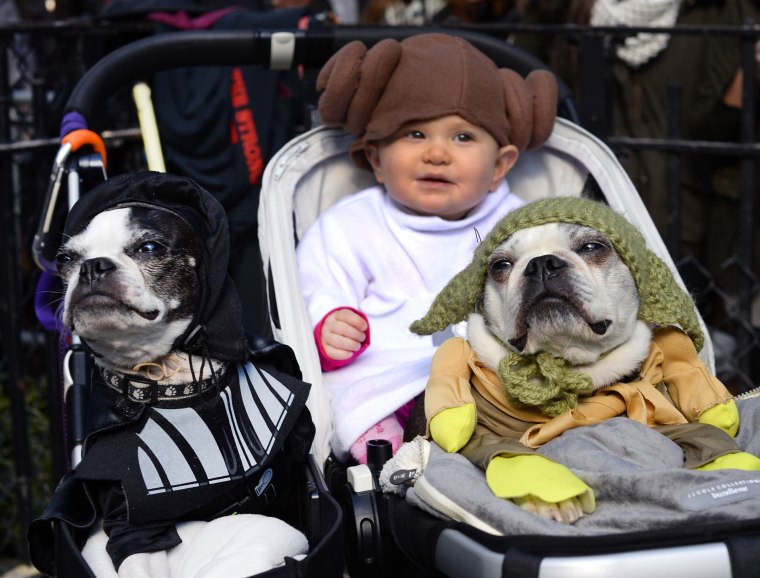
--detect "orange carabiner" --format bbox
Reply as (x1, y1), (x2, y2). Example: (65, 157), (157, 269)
(61, 129), (108, 169)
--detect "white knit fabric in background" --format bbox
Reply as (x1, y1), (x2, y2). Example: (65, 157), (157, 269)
(382, 0), (446, 25)
(591, 0), (682, 68)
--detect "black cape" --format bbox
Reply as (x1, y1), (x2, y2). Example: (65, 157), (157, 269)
(29, 340), (314, 574)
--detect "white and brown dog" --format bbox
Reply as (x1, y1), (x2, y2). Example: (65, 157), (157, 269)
(412, 197), (757, 525)
(468, 218), (647, 382)
(29, 172), (314, 577)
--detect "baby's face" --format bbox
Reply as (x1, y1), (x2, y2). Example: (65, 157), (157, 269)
(365, 115), (517, 220)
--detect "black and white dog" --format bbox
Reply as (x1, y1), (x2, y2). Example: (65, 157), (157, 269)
(59, 195), (204, 375)
(29, 172), (314, 577)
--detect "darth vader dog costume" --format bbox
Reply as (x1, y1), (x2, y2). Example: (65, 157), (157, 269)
(29, 172), (314, 575)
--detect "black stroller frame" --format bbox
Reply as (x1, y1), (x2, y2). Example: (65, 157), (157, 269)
(33, 25), (760, 578)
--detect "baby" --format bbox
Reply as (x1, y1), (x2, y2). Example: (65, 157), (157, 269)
(297, 33), (557, 463)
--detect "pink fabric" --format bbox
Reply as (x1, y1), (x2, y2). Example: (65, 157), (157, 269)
(393, 398), (417, 430)
(314, 307), (370, 371)
(147, 8), (241, 30)
(349, 414), (404, 464)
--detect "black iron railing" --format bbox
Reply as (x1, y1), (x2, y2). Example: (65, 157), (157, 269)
(0, 18), (759, 562)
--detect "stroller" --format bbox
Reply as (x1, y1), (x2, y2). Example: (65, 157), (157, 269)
(30, 23), (760, 578)
(255, 30), (760, 578)
(30, 24), (584, 578)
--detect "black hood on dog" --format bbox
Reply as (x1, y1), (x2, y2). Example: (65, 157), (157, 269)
(63, 171), (249, 362)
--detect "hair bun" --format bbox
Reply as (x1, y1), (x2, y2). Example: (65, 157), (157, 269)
(317, 39), (402, 135)
(501, 69), (557, 151)
(316, 41), (366, 127)
(525, 70), (558, 149)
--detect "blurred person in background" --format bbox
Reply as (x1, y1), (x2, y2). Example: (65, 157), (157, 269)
(689, 0), (760, 328)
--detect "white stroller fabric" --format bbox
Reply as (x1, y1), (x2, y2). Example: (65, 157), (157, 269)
(258, 118), (715, 468)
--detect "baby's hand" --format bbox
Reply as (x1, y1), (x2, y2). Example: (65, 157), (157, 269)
(320, 308), (368, 361)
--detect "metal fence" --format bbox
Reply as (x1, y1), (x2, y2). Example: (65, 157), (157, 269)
(0, 18), (758, 562)
(0, 20), (150, 561)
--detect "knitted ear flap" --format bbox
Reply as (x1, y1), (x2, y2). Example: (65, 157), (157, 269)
(409, 261), (484, 335)
(317, 39), (403, 136)
(639, 251), (705, 352)
(500, 69), (558, 151)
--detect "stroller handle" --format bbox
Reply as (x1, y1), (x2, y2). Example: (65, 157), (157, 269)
(64, 27), (578, 125)
(65, 29), (298, 121)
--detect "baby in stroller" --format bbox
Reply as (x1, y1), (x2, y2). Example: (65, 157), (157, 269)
(296, 33), (558, 463)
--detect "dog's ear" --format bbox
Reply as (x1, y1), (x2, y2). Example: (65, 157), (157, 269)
(579, 173), (607, 203)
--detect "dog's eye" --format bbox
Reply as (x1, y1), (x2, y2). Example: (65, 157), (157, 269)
(137, 241), (163, 254)
(56, 253), (72, 266)
(489, 259), (512, 273)
(578, 242), (605, 254)
(488, 258), (513, 283)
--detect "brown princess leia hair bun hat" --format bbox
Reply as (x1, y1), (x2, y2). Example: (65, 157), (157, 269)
(316, 33), (559, 170)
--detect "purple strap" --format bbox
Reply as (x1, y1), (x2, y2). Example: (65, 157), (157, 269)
(60, 111), (88, 139)
(34, 270), (64, 331)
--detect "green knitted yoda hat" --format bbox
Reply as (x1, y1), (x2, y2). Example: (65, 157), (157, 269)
(410, 196), (704, 351)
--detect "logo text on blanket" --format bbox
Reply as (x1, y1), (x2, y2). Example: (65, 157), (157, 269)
(677, 477), (760, 510)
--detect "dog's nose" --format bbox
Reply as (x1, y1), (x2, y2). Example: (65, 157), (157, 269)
(80, 257), (116, 284)
(524, 254), (567, 280)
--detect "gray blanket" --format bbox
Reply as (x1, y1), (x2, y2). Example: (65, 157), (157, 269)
(406, 397), (760, 536)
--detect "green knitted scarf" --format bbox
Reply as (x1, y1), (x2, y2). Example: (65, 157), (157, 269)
(411, 197), (704, 416)
(499, 351), (595, 416)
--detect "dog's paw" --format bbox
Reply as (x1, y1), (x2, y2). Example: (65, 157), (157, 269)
(485, 454), (595, 524)
(514, 495), (587, 524)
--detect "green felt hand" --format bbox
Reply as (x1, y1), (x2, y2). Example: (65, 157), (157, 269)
(429, 404), (476, 453)
(486, 454), (595, 523)
(697, 452), (760, 471)
(698, 400), (740, 437)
